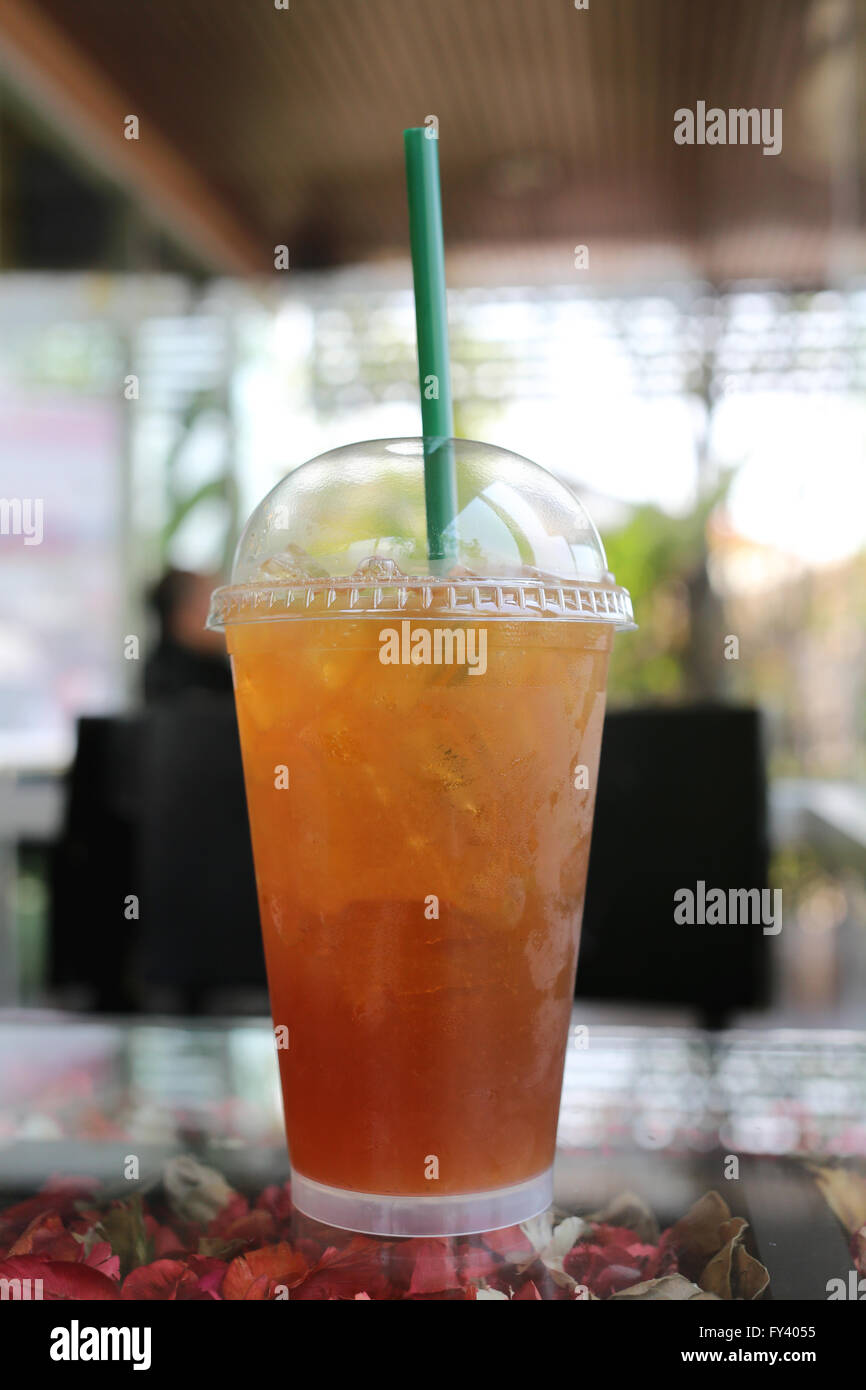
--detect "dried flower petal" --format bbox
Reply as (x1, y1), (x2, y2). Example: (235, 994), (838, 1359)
(164, 1156), (237, 1224)
(223, 1242), (308, 1301)
(513, 1279), (543, 1300)
(0, 1254), (120, 1300)
(9, 1211), (79, 1261)
(588, 1191), (659, 1244)
(83, 1241), (121, 1281)
(482, 1224), (534, 1260)
(121, 1258), (213, 1301)
(810, 1165), (866, 1236)
(663, 1191), (732, 1282)
(0, 1178), (97, 1247)
(612, 1274), (718, 1300)
(291, 1237), (392, 1301)
(406, 1239), (461, 1295)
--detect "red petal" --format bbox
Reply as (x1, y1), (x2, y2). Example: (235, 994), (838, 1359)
(8, 1211), (79, 1261)
(501, 1256), (570, 1302)
(255, 1182), (293, 1226)
(291, 1237), (391, 1301)
(143, 1214), (186, 1256)
(513, 1279), (542, 1300)
(565, 1241), (651, 1297)
(624, 1241), (660, 1261)
(642, 1242), (679, 1280)
(0, 1180), (97, 1244)
(185, 1256), (228, 1299)
(455, 1242), (501, 1284)
(223, 1242), (308, 1301)
(0, 1255), (120, 1300)
(206, 1193), (250, 1236)
(482, 1225), (534, 1259)
(243, 1274), (273, 1300)
(406, 1239), (461, 1295)
(121, 1258), (210, 1301)
(83, 1241), (121, 1281)
(588, 1223), (647, 1248)
(221, 1209), (277, 1245)
(405, 1287), (476, 1301)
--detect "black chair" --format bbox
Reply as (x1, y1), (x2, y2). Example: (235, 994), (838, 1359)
(134, 693), (265, 1010)
(577, 705), (770, 1028)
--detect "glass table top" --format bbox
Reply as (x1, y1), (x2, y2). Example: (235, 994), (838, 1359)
(1, 1012), (864, 1301)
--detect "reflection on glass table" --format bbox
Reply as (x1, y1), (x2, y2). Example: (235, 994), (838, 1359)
(1, 1015), (863, 1300)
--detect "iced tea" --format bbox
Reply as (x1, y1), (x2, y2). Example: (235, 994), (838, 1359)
(228, 614), (611, 1201)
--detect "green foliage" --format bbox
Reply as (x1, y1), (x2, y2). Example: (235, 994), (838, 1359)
(161, 389), (239, 572)
(604, 470), (733, 701)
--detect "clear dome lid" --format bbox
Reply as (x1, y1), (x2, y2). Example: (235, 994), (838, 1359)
(208, 437), (634, 628)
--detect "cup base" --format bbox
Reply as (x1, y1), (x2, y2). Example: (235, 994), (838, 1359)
(291, 1167), (553, 1237)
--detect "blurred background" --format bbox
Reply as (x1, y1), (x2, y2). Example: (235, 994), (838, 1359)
(0, 0), (864, 1027)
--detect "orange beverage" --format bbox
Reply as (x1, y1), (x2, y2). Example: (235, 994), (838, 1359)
(210, 436), (633, 1234)
(227, 614), (611, 1225)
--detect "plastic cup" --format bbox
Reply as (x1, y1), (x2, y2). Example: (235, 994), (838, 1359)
(208, 437), (634, 1236)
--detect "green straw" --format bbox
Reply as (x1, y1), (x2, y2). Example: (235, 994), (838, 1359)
(404, 127), (458, 562)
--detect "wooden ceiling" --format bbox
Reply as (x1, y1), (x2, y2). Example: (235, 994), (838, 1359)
(3, 0), (864, 281)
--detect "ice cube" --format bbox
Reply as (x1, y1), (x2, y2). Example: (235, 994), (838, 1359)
(255, 544), (329, 584)
(350, 555), (408, 584)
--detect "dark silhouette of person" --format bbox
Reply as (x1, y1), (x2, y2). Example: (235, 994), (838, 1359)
(144, 569), (232, 702)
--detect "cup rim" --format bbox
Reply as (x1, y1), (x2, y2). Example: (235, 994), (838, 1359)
(207, 575), (636, 630)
